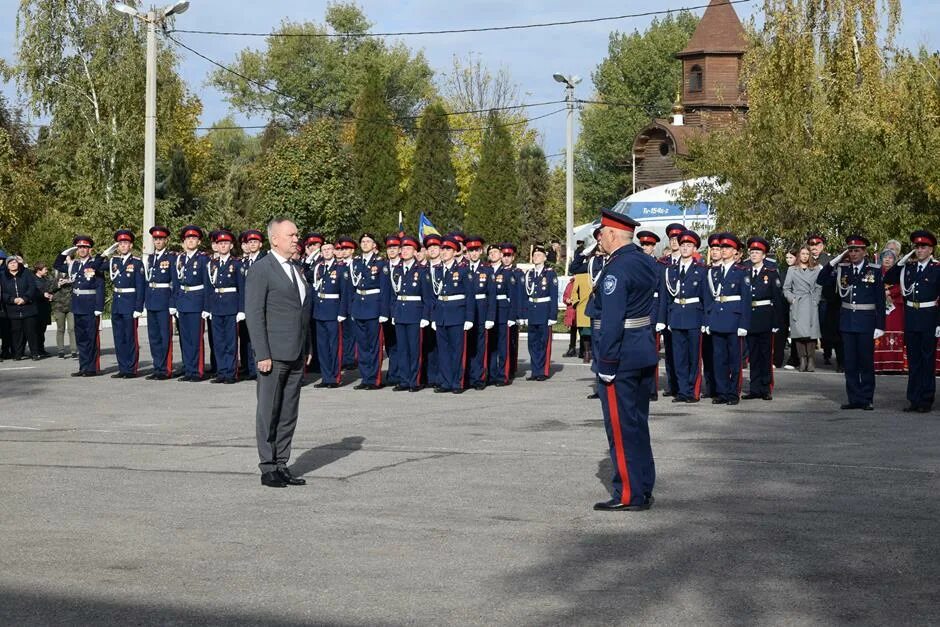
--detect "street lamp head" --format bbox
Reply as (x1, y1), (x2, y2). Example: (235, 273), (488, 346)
(553, 73), (568, 85)
(163, 0), (190, 16)
(570, 75), (583, 86)
(111, 2), (140, 17)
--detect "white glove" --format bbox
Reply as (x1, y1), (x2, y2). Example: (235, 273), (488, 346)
(94, 310), (102, 316)
(737, 328), (748, 337)
(420, 319), (429, 328)
(201, 311), (212, 320)
(390, 318), (396, 326)
(772, 328), (779, 333)
(935, 326), (940, 338)
(306, 253), (317, 264)
(337, 315), (346, 322)
(379, 316), (389, 323)
(655, 323), (666, 332)
(133, 311), (142, 319)
(463, 321), (474, 331)
(667, 325), (672, 332)
(431, 321), (437, 331)
(484, 320), (494, 330)
(102, 242), (119, 257)
(704, 326), (710, 335)
(518, 319), (528, 326)
(236, 312), (246, 322)
(507, 320), (516, 327)
(900, 250), (915, 264)
(598, 374), (615, 383)
(830, 249), (848, 267)
(60, 246), (78, 256)
(873, 329), (884, 340)
(787, 337), (792, 345)
(169, 307), (178, 317)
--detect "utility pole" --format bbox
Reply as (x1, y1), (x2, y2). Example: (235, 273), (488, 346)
(553, 73), (582, 271)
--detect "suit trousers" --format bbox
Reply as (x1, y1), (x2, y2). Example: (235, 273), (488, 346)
(74, 313), (100, 373)
(842, 331), (875, 405)
(747, 331), (773, 396)
(111, 312), (139, 375)
(905, 331), (937, 409)
(255, 355), (304, 473)
(712, 332), (744, 401)
(147, 309), (173, 376)
(671, 327), (702, 400)
(316, 319), (342, 385)
(598, 366), (656, 506)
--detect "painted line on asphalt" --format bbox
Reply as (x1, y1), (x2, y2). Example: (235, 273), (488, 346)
(0, 366), (38, 371)
(0, 425), (41, 430)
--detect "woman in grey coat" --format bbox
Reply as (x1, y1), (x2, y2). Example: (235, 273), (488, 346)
(783, 247), (822, 371)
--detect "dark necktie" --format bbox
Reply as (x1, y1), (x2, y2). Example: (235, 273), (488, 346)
(853, 266), (859, 278)
(679, 265), (686, 281)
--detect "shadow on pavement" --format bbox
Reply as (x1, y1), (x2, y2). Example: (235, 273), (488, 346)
(289, 436), (365, 477)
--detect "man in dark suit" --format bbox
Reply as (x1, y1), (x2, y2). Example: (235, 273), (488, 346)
(245, 217), (313, 488)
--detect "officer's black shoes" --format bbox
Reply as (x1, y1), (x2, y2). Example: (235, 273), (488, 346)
(409, 385), (425, 392)
(902, 405), (918, 412)
(917, 406), (931, 413)
(762, 394), (773, 401)
(58, 352), (66, 359)
(147, 373), (170, 380)
(563, 348), (577, 358)
(473, 383), (487, 391)
(493, 380), (510, 387)
(526, 375), (547, 381)
(662, 390), (674, 397)
(726, 398), (739, 406)
(671, 396), (687, 403)
(260, 471), (288, 488)
(593, 495), (654, 512)
(711, 398), (724, 404)
(685, 397), (700, 403)
(277, 467), (306, 486)
(392, 384), (409, 392)
(649, 392), (658, 401)
(742, 392), (762, 400)
(364, 384), (383, 390)
(244, 374), (257, 381)
(353, 383), (369, 390)
(452, 388), (465, 394)
(223, 378), (237, 384)
(71, 352), (78, 359)
(71, 371), (86, 377)
(111, 373), (124, 379)
(210, 376), (226, 384)
(434, 386), (451, 393)
(32, 355), (41, 361)
(861, 404), (874, 411)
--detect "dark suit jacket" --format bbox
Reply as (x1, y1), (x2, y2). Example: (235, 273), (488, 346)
(245, 252), (312, 363)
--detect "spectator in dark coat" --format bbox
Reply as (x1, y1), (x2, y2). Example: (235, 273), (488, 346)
(32, 262), (53, 357)
(1, 256), (40, 360)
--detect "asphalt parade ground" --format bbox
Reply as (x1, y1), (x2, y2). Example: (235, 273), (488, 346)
(1, 332), (938, 625)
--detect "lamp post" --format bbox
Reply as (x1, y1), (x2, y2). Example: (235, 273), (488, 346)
(112, 1), (190, 254)
(553, 73), (581, 271)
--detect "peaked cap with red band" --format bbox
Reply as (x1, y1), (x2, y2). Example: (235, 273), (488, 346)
(807, 234), (826, 246)
(465, 236), (484, 250)
(707, 233), (722, 248)
(845, 235), (870, 248)
(600, 208), (639, 232)
(149, 225), (170, 239)
(441, 236), (460, 251)
(114, 229), (135, 243)
(500, 243), (517, 255)
(73, 235), (94, 248)
(212, 229), (234, 243)
(747, 236), (770, 253)
(303, 232), (324, 246)
(180, 225), (204, 240)
(718, 233), (742, 250)
(910, 230), (937, 247)
(241, 229), (264, 243)
(665, 222), (685, 238)
(423, 234), (442, 248)
(400, 235), (419, 249)
(385, 235), (401, 247)
(636, 230), (660, 246)
(678, 230), (701, 248)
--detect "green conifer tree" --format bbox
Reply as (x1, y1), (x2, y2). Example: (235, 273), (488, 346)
(464, 111), (520, 243)
(406, 102), (459, 233)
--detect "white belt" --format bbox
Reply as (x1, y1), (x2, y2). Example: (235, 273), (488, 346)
(318, 293), (340, 300)
(397, 295), (421, 302)
(439, 294), (465, 302)
(529, 297), (551, 303)
(475, 294), (487, 300)
(73, 289), (97, 296)
(181, 285), (204, 292)
(906, 300), (937, 309)
(623, 316), (651, 329)
(717, 295), (741, 303)
(496, 295), (509, 300)
(357, 288), (380, 296)
(215, 287), (237, 294)
(842, 302), (875, 311)
(752, 299), (772, 307)
(113, 287), (136, 294)
(674, 297), (700, 305)
(149, 282), (171, 289)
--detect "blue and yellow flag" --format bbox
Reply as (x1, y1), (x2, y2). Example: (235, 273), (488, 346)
(418, 212), (440, 241)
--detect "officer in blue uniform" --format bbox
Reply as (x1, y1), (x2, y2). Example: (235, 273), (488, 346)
(592, 208), (658, 512)
(657, 229), (709, 403)
(54, 235), (109, 376)
(238, 229), (266, 380)
(464, 236), (496, 390)
(816, 235), (885, 410)
(520, 244), (559, 381)
(705, 233), (752, 405)
(637, 231), (661, 401)
(428, 235), (474, 393)
(885, 230), (940, 412)
(334, 237), (359, 371)
(348, 232), (391, 390)
(489, 242), (520, 386)
(144, 226), (176, 380)
(173, 225), (210, 381)
(301, 232), (325, 375)
(205, 229), (244, 384)
(309, 240), (350, 388)
(742, 237), (783, 400)
(107, 229), (146, 378)
(658, 223), (685, 398)
(421, 234), (444, 387)
(701, 233), (723, 398)
(383, 234), (402, 386)
(390, 235), (432, 392)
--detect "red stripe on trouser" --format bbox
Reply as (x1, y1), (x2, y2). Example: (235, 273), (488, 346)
(654, 334), (660, 392)
(769, 339), (775, 392)
(198, 319), (205, 377)
(167, 314), (174, 377)
(544, 328), (553, 377)
(504, 328), (511, 383)
(736, 337), (743, 395)
(376, 325), (384, 386)
(416, 327), (424, 386)
(336, 323), (343, 384)
(482, 329), (489, 382)
(234, 318), (240, 381)
(95, 316), (101, 371)
(460, 331), (468, 389)
(133, 318), (139, 375)
(606, 383), (632, 505)
(693, 333), (703, 399)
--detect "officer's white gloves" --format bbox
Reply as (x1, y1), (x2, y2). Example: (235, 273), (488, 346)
(900, 250), (915, 264)
(305, 253), (317, 264)
(507, 320), (516, 327)
(873, 328), (885, 340)
(94, 310), (102, 316)
(431, 321), (437, 331)
(60, 246), (78, 256)
(737, 328), (748, 337)
(772, 327), (779, 333)
(655, 323), (666, 332)
(390, 318), (396, 326)
(236, 312), (246, 322)
(518, 319), (528, 326)
(379, 316), (389, 323)
(829, 249), (848, 267)
(484, 320), (494, 330)
(337, 315), (346, 322)
(169, 308), (178, 317)
(102, 242), (119, 257)
(463, 321), (474, 331)
(704, 326), (710, 335)
(935, 326), (940, 338)
(133, 311), (143, 319)
(598, 374), (615, 384)
(201, 311), (212, 320)
(419, 319), (429, 328)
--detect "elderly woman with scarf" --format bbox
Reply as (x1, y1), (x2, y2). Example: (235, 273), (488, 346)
(0, 256), (40, 360)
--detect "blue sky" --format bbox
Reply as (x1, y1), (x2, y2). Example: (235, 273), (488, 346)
(2, 0), (939, 157)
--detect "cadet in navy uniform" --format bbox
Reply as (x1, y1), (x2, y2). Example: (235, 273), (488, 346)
(238, 229), (266, 380)
(54, 235), (110, 376)
(421, 234), (444, 387)
(144, 226), (176, 380)
(205, 229), (245, 384)
(428, 235), (474, 393)
(300, 232), (324, 375)
(310, 241), (350, 388)
(335, 237), (359, 371)
(489, 242), (520, 386)
(390, 235), (432, 392)
(816, 235), (885, 410)
(701, 233), (723, 398)
(705, 233), (752, 405)
(742, 237), (783, 400)
(107, 229), (146, 378)
(519, 244), (559, 381)
(657, 229), (709, 403)
(383, 234), (402, 386)
(637, 231), (661, 401)
(592, 209), (658, 512)
(348, 233), (391, 390)
(173, 225), (210, 381)
(464, 236), (496, 390)
(885, 230), (940, 412)
(658, 223), (684, 398)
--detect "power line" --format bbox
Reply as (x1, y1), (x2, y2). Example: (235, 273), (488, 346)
(166, 0), (755, 38)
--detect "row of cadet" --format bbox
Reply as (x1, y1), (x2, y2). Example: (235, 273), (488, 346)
(594, 222), (940, 413)
(47, 226), (561, 392)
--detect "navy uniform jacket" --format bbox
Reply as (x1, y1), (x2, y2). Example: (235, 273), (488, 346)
(706, 263), (753, 333)
(173, 251), (211, 314)
(144, 250), (176, 311)
(427, 262), (474, 327)
(53, 254), (105, 315)
(205, 255), (245, 316)
(391, 261), (432, 324)
(658, 261), (710, 329)
(108, 255), (146, 315)
(242, 250), (267, 275)
(521, 266), (559, 324)
(746, 265), (783, 333)
(492, 265), (520, 323)
(467, 261), (496, 326)
(593, 243), (659, 376)
(884, 260), (940, 332)
(817, 261), (886, 332)
(310, 258), (350, 321)
(348, 253), (391, 320)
